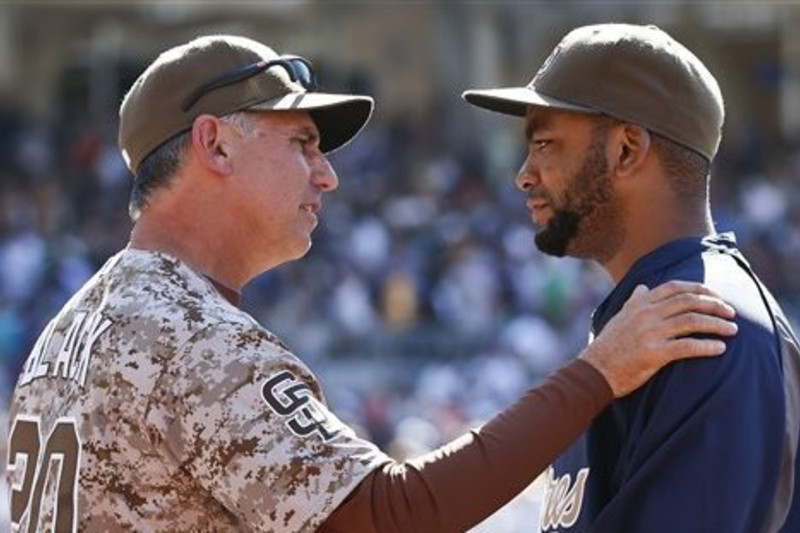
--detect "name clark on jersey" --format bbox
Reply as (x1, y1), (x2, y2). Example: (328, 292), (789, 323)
(18, 310), (113, 389)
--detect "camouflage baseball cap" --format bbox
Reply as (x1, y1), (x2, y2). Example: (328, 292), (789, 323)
(119, 35), (374, 173)
(463, 24), (724, 160)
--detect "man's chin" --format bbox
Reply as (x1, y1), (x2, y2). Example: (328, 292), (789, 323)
(533, 209), (582, 258)
(294, 239), (313, 259)
(534, 230), (569, 257)
(277, 239), (314, 265)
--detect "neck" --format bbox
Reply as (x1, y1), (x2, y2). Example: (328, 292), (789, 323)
(130, 204), (252, 292)
(602, 204), (713, 284)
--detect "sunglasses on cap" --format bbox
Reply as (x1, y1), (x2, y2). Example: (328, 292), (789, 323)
(181, 55), (317, 112)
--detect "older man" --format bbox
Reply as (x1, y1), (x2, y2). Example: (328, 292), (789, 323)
(7, 35), (736, 532)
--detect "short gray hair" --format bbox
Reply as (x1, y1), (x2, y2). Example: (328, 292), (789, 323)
(127, 111), (257, 221)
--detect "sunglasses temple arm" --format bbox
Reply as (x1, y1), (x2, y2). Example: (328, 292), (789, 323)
(181, 61), (303, 112)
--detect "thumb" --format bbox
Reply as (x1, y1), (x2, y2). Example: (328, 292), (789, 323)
(624, 284), (650, 308)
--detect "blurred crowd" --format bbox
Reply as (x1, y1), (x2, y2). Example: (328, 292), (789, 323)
(1, 94), (800, 485)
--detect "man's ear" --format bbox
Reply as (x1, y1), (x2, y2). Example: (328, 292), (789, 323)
(609, 123), (651, 177)
(190, 114), (234, 174)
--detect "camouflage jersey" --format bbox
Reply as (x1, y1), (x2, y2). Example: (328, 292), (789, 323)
(7, 247), (390, 532)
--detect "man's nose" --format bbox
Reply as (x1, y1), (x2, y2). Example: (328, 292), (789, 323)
(515, 155), (540, 192)
(312, 154), (339, 192)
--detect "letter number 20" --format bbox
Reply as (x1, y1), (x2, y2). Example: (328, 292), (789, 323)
(8, 415), (81, 532)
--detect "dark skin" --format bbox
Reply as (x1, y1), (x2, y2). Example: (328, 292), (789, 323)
(517, 106), (714, 283)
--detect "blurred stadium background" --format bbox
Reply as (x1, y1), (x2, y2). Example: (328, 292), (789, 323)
(2, 1), (800, 530)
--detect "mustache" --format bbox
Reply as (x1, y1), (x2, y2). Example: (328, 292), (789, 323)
(527, 189), (552, 203)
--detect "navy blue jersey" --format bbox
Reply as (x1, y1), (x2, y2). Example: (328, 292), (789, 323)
(540, 234), (800, 532)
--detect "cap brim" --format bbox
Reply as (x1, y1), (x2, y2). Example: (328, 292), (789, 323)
(249, 92), (373, 153)
(462, 87), (598, 117)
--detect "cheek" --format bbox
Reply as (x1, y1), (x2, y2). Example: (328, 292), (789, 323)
(539, 171), (568, 205)
(253, 153), (306, 197)
(548, 158), (586, 204)
(535, 154), (568, 194)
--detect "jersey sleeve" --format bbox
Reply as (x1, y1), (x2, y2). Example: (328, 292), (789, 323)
(590, 322), (786, 533)
(321, 358), (613, 532)
(144, 323), (391, 532)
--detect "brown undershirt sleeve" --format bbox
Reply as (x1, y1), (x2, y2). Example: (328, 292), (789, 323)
(319, 357), (613, 533)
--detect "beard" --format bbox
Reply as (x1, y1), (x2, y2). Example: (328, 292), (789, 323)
(533, 130), (622, 261)
(534, 208), (581, 257)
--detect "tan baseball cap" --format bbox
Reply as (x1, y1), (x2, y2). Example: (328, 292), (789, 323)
(463, 24), (724, 161)
(119, 35), (374, 174)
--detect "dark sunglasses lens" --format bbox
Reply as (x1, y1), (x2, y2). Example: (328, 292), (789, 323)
(290, 60), (315, 89)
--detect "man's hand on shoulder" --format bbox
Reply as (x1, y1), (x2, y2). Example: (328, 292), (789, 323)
(581, 281), (737, 398)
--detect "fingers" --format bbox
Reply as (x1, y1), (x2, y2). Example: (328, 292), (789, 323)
(644, 280), (723, 304)
(586, 280), (738, 399)
(651, 293), (736, 321)
(659, 337), (728, 361)
(621, 284), (650, 310)
(622, 282), (735, 322)
(628, 284), (650, 301)
(583, 280), (738, 398)
(659, 312), (738, 339)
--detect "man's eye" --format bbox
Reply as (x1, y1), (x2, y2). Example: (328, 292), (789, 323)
(297, 136), (318, 149)
(533, 139), (551, 150)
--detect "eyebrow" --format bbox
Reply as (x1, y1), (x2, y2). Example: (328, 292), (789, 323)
(291, 125), (320, 142)
(524, 113), (552, 141)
